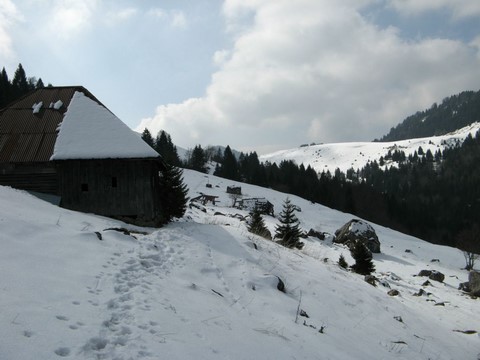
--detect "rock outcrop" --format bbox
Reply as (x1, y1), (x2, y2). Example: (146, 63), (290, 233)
(417, 270), (445, 283)
(469, 271), (480, 296)
(334, 219), (381, 254)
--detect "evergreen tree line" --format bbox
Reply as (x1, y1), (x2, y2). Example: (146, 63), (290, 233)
(255, 132), (479, 252)
(145, 126), (377, 272)
(143, 127), (479, 252)
(1, 64), (48, 109)
(141, 129), (182, 166)
(355, 131), (480, 250)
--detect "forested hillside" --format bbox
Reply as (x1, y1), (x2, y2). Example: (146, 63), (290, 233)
(352, 131), (480, 250)
(147, 124), (479, 254)
(377, 90), (480, 142)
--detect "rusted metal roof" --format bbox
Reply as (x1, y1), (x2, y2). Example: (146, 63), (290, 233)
(0, 86), (102, 163)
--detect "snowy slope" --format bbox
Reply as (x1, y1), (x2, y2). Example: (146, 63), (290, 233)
(259, 122), (480, 174)
(0, 171), (479, 360)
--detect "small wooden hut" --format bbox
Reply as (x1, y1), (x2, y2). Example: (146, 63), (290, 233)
(0, 86), (164, 225)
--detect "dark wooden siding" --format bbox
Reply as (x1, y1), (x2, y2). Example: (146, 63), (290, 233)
(56, 158), (162, 222)
(0, 162), (58, 194)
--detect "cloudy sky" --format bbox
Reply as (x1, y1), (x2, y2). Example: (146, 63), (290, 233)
(1, 0), (480, 154)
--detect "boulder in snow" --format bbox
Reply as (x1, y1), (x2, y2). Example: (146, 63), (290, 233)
(388, 289), (400, 296)
(429, 271), (445, 283)
(418, 269), (432, 277)
(334, 219), (381, 253)
(417, 270), (445, 283)
(364, 275), (377, 287)
(469, 271), (480, 296)
(307, 229), (326, 240)
(458, 281), (470, 293)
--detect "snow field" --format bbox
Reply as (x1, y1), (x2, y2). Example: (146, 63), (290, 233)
(0, 168), (479, 359)
(259, 122), (480, 174)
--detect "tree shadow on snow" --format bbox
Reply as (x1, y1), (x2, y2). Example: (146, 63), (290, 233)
(374, 252), (414, 266)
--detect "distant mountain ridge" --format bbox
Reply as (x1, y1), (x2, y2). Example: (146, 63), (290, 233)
(376, 89), (480, 142)
(260, 122), (480, 174)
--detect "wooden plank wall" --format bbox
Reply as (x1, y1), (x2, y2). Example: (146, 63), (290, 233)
(56, 159), (161, 221)
(0, 162), (58, 194)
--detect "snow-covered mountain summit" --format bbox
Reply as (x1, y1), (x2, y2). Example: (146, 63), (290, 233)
(1, 169), (479, 359)
(259, 122), (480, 174)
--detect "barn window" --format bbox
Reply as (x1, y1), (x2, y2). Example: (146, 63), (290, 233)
(112, 177), (117, 188)
(81, 183), (89, 192)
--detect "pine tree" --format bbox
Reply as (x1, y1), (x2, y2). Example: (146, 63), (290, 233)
(158, 163), (189, 224)
(27, 77), (37, 91)
(188, 145), (207, 173)
(12, 63), (29, 97)
(275, 197), (303, 249)
(36, 78), (45, 89)
(1, 66), (51, 108)
(141, 128), (155, 148)
(155, 130), (181, 166)
(0, 67), (10, 108)
(248, 207), (271, 239)
(338, 254), (348, 269)
(350, 241), (375, 275)
(214, 145), (239, 180)
(425, 149), (434, 162)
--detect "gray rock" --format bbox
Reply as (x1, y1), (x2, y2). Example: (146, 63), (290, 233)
(378, 279), (391, 288)
(418, 269), (432, 277)
(388, 289), (400, 296)
(469, 271), (480, 296)
(364, 275), (377, 287)
(307, 229), (326, 240)
(334, 219), (381, 253)
(458, 281), (471, 293)
(429, 271), (445, 283)
(417, 269), (445, 283)
(413, 289), (431, 297)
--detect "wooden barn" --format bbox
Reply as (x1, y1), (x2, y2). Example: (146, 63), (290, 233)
(0, 86), (164, 225)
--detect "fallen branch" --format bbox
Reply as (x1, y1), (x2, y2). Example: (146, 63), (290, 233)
(453, 329), (477, 335)
(295, 291), (302, 324)
(211, 289), (224, 297)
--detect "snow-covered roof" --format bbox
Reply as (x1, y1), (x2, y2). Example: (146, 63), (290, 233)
(51, 91), (159, 160)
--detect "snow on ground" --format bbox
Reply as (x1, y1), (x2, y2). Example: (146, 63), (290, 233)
(259, 122), (480, 174)
(1, 170), (479, 360)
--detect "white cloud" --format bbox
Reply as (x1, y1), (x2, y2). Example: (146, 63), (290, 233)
(471, 35), (480, 60)
(213, 49), (230, 66)
(0, 0), (22, 62)
(147, 8), (166, 19)
(137, 0), (480, 153)
(171, 10), (187, 29)
(49, 0), (98, 39)
(147, 8), (187, 29)
(105, 7), (138, 26)
(388, 0), (480, 19)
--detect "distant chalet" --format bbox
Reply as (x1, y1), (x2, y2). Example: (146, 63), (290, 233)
(0, 86), (164, 225)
